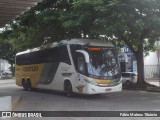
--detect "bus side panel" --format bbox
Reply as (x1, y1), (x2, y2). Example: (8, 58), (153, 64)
(55, 63), (76, 91)
(38, 62), (60, 84)
(36, 62), (73, 91)
(15, 64), (45, 87)
(15, 62), (60, 87)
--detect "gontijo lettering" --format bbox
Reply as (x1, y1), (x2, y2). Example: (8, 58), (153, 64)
(23, 66), (38, 72)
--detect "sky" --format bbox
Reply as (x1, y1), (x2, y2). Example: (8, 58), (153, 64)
(0, 28), (5, 33)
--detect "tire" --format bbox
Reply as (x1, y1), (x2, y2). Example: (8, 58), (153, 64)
(22, 79), (28, 91)
(65, 82), (73, 97)
(27, 79), (32, 91)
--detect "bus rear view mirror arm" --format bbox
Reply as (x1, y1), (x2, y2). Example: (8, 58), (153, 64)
(76, 50), (89, 63)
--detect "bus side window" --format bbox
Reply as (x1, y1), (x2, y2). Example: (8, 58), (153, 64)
(78, 56), (85, 74)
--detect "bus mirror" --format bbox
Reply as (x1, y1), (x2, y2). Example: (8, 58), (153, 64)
(76, 50), (89, 63)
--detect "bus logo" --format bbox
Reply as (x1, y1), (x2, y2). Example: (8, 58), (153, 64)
(2, 112), (11, 118)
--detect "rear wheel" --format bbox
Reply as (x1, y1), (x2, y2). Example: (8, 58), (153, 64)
(26, 79), (32, 91)
(22, 79), (32, 91)
(22, 79), (28, 91)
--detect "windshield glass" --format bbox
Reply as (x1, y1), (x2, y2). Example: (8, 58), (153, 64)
(85, 47), (120, 79)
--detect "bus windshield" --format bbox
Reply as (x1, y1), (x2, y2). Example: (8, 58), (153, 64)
(85, 47), (120, 79)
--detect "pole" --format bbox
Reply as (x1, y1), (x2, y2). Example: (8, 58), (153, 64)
(156, 41), (160, 87)
(158, 57), (160, 87)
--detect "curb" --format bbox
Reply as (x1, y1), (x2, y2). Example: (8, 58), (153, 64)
(145, 88), (160, 93)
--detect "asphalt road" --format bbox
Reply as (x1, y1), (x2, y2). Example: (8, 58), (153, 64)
(0, 79), (160, 120)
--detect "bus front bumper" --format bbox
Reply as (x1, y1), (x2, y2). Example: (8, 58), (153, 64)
(86, 82), (122, 94)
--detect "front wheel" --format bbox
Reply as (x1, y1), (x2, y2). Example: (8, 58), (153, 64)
(65, 82), (73, 97)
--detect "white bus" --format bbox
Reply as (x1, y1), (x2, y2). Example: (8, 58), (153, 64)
(15, 39), (122, 96)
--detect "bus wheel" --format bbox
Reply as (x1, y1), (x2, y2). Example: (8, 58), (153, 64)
(22, 79), (28, 91)
(27, 79), (32, 91)
(65, 82), (73, 97)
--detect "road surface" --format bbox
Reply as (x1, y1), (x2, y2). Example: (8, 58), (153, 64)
(0, 79), (160, 120)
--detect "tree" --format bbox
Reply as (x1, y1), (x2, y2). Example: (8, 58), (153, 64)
(71, 0), (160, 88)
(10, 0), (73, 49)
(0, 0), (74, 73)
(0, 30), (18, 74)
(0, 0), (75, 72)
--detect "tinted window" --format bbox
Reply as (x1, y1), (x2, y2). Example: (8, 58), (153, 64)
(16, 45), (71, 65)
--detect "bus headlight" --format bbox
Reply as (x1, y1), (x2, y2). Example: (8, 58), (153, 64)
(83, 78), (98, 85)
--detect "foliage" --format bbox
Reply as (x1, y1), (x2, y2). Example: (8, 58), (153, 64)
(0, 31), (17, 64)
(7, 0), (73, 51)
(70, 0), (160, 87)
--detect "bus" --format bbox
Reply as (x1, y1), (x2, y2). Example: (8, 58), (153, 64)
(15, 38), (122, 96)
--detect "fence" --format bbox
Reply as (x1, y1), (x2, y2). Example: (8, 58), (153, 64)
(144, 65), (160, 80)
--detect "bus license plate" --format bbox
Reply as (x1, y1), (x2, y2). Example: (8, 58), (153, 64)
(105, 88), (112, 91)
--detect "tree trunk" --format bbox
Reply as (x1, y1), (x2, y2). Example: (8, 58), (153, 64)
(135, 44), (146, 89)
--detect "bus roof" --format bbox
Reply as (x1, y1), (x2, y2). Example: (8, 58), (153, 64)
(59, 38), (114, 47)
(16, 38), (114, 56)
